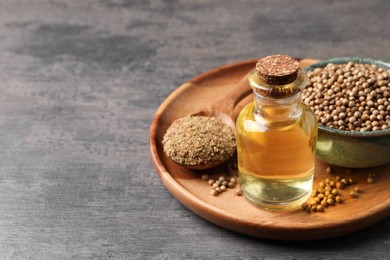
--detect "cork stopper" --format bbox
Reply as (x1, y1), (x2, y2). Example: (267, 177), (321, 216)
(256, 54), (299, 85)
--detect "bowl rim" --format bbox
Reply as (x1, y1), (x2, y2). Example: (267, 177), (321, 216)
(304, 57), (390, 138)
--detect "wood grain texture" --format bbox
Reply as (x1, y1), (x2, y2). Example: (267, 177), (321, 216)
(150, 59), (390, 240)
(0, 0), (389, 259)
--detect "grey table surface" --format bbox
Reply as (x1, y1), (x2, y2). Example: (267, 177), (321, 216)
(0, 0), (389, 259)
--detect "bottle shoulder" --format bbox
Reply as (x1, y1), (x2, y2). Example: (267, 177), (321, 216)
(236, 101), (317, 133)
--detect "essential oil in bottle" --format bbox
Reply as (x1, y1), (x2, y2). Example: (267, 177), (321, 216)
(236, 55), (318, 210)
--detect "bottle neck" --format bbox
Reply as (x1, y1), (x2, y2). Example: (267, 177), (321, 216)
(253, 90), (302, 127)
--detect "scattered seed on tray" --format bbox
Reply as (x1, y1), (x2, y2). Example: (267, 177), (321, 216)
(367, 173), (377, 184)
(200, 160), (240, 196)
(349, 190), (359, 198)
(211, 190), (218, 196)
(202, 174), (210, 181)
(335, 196), (343, 203)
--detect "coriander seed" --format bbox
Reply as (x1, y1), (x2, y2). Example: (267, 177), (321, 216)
(228, 182), (236, 188)
(335, 196), (343, 203)
(336, 182), (345, 189)
(211, 190), (219, 196)
(341, 178), (349, 186)
(348, 178), (357, 185)
(327, 198), (335, 205)
(350, 191), (358, 198)
(201, 174), (209, 181)
(234, 188), (243, 196)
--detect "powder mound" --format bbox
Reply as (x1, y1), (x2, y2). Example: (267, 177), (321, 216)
(162, 116), (236, 167)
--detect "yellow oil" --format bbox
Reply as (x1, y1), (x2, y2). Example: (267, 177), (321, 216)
(236, 100), (317, 210)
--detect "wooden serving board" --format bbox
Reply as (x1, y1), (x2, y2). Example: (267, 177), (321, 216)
(149, 59), (390, 240)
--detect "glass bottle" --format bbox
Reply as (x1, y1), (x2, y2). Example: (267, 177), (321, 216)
(236, 55), (318, 210)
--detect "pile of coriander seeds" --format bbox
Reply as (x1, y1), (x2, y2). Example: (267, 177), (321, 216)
(302, 62), (390, 132)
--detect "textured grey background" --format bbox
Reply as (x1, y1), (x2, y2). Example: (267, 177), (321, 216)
(0, 0), (389, 259)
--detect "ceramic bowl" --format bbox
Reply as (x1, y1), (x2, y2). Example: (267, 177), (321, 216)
(304, 57), (390, 168)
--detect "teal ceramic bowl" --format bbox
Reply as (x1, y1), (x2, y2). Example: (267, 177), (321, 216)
(304, 57), (390, 168)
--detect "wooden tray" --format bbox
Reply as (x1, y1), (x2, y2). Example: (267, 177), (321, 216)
(149, 59), (390, 240)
